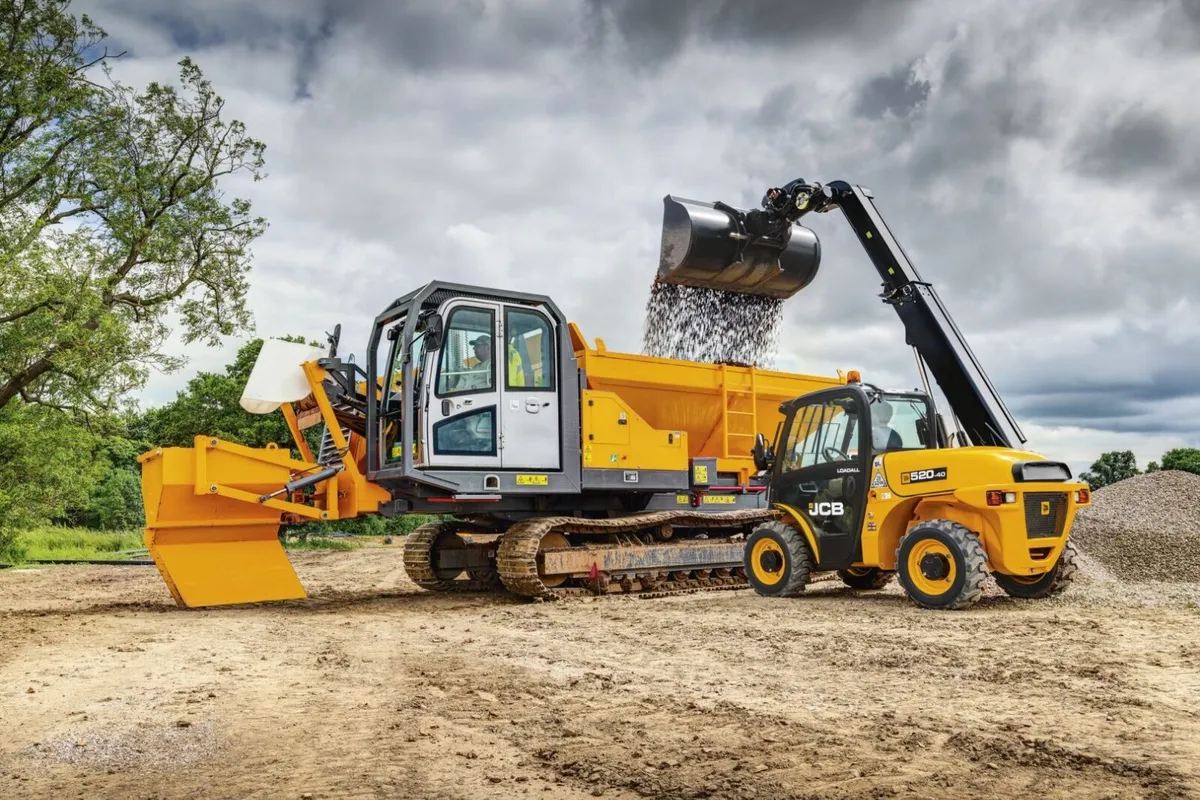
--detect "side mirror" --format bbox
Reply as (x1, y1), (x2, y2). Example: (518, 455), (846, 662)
(326, 323), (342, 357)
(425, 314), (444, 351)
(751, 432), (775, 473)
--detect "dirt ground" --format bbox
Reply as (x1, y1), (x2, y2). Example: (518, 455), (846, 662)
(1, 547), (1199, 800)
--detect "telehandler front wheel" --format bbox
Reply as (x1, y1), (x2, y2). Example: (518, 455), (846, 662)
(837, 566), (894, 590)
(895, 520), (988, 610)
(993, 539), (1079, 599)
(744, 521), (813, 597)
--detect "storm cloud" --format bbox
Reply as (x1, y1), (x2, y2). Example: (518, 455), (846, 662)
(71, 0), (1200, 475)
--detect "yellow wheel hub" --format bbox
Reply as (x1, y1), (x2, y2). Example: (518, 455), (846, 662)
(750, 538), (786, 586)
(907, 539), (957, 596)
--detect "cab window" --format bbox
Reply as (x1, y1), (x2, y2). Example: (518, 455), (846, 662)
(436, 307), (495, 396)
(504, 309), (554, 390)
(781, 396), (861, 473)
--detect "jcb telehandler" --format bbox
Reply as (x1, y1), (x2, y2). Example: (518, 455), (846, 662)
(660, 178), (1091, 609)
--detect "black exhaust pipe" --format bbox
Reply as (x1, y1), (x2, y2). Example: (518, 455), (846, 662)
(657, 195), (822, 300)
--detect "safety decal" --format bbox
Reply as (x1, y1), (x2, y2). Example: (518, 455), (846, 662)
(516, 474), (548, 486)
(900, 467), (947, 485)
(873, 456), (883, 468)
(702, 495), (736, 504)
(871, 470), (887, 489)
(866, 522), (877, 532)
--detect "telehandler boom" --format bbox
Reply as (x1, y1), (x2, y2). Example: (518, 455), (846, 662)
(657, 178), (1091, 609)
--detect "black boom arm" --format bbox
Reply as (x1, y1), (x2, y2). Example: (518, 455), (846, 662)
(762, 179), (1025, 449)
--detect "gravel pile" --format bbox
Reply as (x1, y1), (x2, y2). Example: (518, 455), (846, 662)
(1072, 470), (1200, 583)
(641, 280), (783, 367)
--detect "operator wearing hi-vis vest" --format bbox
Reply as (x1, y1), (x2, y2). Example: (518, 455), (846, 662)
(459, 333), (524, 390)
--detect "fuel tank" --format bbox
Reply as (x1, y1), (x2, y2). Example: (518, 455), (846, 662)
(657, 195), (821, 299)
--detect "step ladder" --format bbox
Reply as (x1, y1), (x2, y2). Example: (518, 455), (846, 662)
(720, 364), (759, 459)
(316, 424), (351, 466)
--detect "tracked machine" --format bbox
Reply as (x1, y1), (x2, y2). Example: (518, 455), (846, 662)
(138, 278), (848, 607)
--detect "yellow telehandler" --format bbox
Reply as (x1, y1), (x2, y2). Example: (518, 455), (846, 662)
(660, 178), (1091, 609)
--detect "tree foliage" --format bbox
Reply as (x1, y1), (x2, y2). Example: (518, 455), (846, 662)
(0, 0), (267, 418)
(1160, 448), (1200, 476)
(135, 336), (321, 456)
(1079, 450), (1141, 490)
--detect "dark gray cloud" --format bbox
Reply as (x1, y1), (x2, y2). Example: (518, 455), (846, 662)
(853, 64), (930, 120)
(1068, 107), (1180, 180)
(583, 0), (921, 63)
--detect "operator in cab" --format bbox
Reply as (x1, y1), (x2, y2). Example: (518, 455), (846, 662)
(872, 397), (903, 451)
(459, 333), (526, 390)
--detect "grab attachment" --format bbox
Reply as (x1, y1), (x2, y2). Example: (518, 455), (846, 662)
(657, 195), (822, 299)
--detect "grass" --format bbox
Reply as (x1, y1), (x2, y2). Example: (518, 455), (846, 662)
(1, 515), (440, 563)
(281, 536), (361, 551)
(14, 526), (145, 562)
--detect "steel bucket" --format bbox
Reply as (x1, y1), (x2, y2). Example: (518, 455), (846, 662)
(657, 195), (821, 299)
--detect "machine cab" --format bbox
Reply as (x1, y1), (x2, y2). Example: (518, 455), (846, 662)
(765, 383), (938, 567)
(369, 282), (578, 493)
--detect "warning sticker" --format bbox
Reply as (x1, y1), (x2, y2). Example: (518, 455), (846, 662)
(871, 471), (887, 489)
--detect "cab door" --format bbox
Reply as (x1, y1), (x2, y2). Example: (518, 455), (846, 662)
(499, 305), (560, 470)
(769, 388), (870, 569)
(424, 300), (502, 468)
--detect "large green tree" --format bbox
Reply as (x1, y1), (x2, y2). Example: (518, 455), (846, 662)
(0, 0), (267, 418)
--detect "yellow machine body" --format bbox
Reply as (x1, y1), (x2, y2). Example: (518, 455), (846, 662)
(570, 323), (845, 482)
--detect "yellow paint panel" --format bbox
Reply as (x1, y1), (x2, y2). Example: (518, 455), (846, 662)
(140, 442), (310, 608)
(147, 527), (304, 607)
(581, 390), (687, 471)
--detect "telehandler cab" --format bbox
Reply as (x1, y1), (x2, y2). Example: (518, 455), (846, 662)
(659, 179), (1091, 609)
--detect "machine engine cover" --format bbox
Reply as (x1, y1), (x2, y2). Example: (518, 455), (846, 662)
(658, 195), (821, 299)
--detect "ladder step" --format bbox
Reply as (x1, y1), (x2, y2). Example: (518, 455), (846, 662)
(726, 410), (754, 416)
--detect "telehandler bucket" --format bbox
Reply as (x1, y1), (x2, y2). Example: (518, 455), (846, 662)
(657, 195), (821, 299)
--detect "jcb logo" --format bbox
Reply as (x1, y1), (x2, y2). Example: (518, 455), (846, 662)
(808, 502), (845, 517)
(1040, 500), (1050, 516)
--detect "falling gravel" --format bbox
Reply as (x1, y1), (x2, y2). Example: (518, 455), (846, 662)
(641, 280), (784, 367)
(1072, 470), (1200, 583)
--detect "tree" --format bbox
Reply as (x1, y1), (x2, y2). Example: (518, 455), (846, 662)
(1160, 448), (1200, 476)
(0, 402), (100, 560)
(1079, 450), (1141, 490)
(0, 1), (267, 419)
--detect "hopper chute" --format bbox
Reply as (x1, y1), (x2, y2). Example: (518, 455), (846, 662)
(657, 195), (821, 299)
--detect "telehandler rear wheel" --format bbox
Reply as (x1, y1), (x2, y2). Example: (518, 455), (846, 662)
(895, 520), (988, 610)
(837, 566), (894, 590)
(993, 539), (1079, 599)
(744, 521), (812, 597)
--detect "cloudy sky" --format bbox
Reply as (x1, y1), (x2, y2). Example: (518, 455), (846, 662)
(72, 0), (1200, 476)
